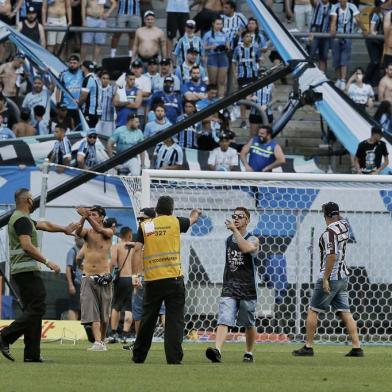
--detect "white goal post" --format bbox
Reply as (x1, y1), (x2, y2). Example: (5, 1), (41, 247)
(123, 170), (392, 343)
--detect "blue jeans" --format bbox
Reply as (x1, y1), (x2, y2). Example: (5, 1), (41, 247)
(310, 279), (350, 313)
(217, 297), (256, 327)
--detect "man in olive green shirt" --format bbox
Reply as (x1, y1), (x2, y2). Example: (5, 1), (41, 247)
(0, 188), (79, 363)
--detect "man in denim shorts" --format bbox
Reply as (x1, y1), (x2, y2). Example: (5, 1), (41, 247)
(293, 202), (363, 357)
(205, 207), (259, 363)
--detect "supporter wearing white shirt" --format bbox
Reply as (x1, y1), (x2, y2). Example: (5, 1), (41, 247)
(346, 67), (374, 108)
(208, 133), (239, 171)
(153, 136), (184, 169)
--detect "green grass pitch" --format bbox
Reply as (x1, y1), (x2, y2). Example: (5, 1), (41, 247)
(0, 343), (391, 392)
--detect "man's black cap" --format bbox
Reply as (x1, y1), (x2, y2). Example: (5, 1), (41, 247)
(160, 58), (171, 65)
(138, 208), (156, 219)
(322, 202), (340, 218)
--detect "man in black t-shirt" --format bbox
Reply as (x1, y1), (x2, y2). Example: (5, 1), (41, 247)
(354, 126), (389, 174)
(205, 207), (259, 364)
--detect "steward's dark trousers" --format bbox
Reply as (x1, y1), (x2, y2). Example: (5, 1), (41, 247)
(133, 277), (185, 364)
(1, 271), (46, 360)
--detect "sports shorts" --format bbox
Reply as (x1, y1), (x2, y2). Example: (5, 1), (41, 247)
(80, 276), (112, 324)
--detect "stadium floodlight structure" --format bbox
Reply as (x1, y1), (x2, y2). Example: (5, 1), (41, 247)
(118, 169), (392, 342)
(246, 0), (392, 167)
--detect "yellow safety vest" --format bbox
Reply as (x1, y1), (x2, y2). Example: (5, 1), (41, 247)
(141, 215), (182, 281)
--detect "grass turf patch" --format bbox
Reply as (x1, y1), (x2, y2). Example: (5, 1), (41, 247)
(0, 343), (391, 392)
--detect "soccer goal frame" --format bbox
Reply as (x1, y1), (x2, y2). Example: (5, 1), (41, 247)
(135, 170), (392, 344)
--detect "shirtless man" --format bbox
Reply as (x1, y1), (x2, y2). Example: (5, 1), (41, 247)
(383, 10), (392, 68)
(378, 64), (392, 102)
(132, 10), (167, 64)
(13, 109), (36, 137)
(75, 205), (115, 352)
(42, 0), (72, 53)
(0, 55), (25, 103)
(81, 0), (116, 62)
(108, 227), (137, 344)
(193, 0), (223, 36)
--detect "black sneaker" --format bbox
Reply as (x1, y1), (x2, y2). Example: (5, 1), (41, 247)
(205, 347), (221, 363)
(122, 342), (134, 351)
(0, 333), (15, 362)
(243, 353), (254, 363)
(345, 348), (364, 357)
(292, 345), (314, 357)
(24, 357), (53, 363)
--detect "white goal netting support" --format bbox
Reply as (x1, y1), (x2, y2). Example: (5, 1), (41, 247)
(122, 170), (392, 344)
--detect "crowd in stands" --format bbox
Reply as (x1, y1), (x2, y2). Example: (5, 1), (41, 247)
(0, 0), (392, 174)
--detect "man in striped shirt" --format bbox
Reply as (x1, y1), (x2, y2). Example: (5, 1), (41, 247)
(96, 71), (116, 137)
(309, 0), (332, 72)
(221, 0), (247, 50)
(110, 0), (141, 58)
(153, 135), (183, 170)
(78, 61), (103, 128)
(293, 202), (363, 357)
(329, 0), (368, 90)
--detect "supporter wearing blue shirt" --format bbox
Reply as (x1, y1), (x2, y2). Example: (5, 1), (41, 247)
(49, 125), (72, 168)
(173, 19), (205, 66)
(240, 126), (285, 172)
(78, 61), (103, 128)
(108, 114), (145, 175)
(329, 0), (368, 90)
(113, 72), (143, 127)
(150, 76), (182, 123)
(77, 129), (99, 169)
(203, 17), (230, 97)
(181, 65), (207, 104)
(309, 0), (332, 73)
(233, 31), (261, 86)
(58, 55), (84, 128)
(176, 100), (200, 149)
(176, 48), (208, 85)
(144, 104), (172, 138)
(196, 84), (219, 111)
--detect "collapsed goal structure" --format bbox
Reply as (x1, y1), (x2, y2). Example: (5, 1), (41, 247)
(121, 170), (392, 343)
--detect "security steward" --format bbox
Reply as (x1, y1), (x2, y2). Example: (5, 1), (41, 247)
(0, 188), (78, 362)
(131, 196), (201, 364)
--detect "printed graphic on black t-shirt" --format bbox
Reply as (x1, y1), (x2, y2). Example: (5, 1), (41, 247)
(221, 233), (257, 300)
(355, 140), (388, 173)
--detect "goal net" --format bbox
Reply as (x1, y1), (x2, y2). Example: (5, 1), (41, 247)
(121, 170), (392, 344)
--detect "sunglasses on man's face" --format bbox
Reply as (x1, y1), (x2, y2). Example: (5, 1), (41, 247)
(232, 214), (246, 220)
(88, 135), (97, 139)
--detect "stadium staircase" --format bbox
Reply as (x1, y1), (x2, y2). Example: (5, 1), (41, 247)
(100, 0), (370, 173)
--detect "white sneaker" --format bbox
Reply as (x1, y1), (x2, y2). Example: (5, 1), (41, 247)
(88, 341), (106, 352)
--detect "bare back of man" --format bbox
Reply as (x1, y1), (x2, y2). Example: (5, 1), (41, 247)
(13, 122), (36, 137)
(112, 241), (134, 277)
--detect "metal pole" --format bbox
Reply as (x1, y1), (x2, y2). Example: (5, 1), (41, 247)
(4, 228), (9, 296)
(38, 159), (50, 249)
(140, 170), (151, 209)
(295, 209), (302, 337)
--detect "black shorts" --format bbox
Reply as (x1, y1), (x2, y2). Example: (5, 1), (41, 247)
(269, 50), (282, 63)
(85, 114), (101, 128)
(167, 12), (189, 39)
(69, 283), (81, 311)
(112, 277), (133, 312)
(67, 109), (81, 129)
(194, 8), (220, 35)
(249, 112), (273, 124)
